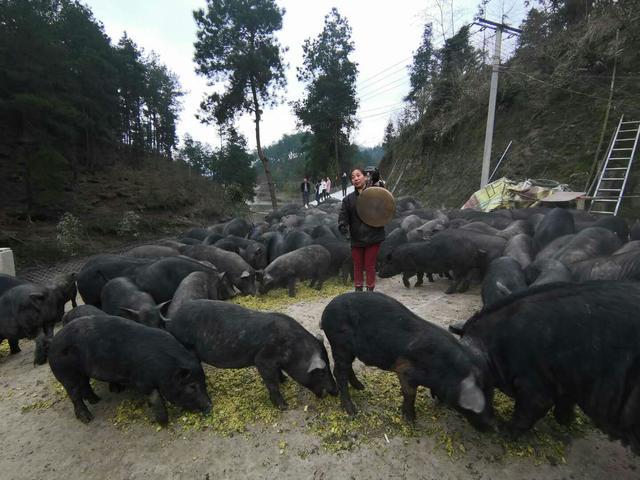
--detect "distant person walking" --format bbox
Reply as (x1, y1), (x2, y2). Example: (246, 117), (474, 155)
(320, 178), (327, 202)
(325, 176), (332, 199)
(341, 172), (348, 197)
(300, 176), (311, 209)
(315, 178), (322, 204)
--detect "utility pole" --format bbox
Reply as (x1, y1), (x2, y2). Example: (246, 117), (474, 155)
(475, 18), (521, 188)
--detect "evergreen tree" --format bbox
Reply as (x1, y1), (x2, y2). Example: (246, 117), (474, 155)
(431, 25), (480, 112)
(383, 120), (395, 154)
(406, 22), (435, 109)
(115, 34), (147, 153)
(176, 134), (215, 176)
(217, 127), (257, 202)
(262, 132), (308, 185)
(193, 0), (287, 210)
(294, 8), (358, 176)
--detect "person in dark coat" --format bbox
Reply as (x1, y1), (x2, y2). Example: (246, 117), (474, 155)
(341, 172), (348, 197)
(300, 176), (311, 208)
(338, 167), (386, 291)
(315, 179), (322, 204)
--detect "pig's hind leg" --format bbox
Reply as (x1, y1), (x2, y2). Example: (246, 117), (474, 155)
(58, 373), (94, 423)
(553, 395), (575, 426)
(333, 353), (359, 416)
(349, 367), (365, 390)
(80, 378), (101, 404)
(507, 379), (553, 437)
(8, 338), (21, 354)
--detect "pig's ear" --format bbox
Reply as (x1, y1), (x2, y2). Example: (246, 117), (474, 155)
(240, 270), (251, 279)
(458, 374), (485, 414)
(156, 300), (172, 315)
(495, 281), (511, 296)
(307, 352), (327, 373)
(119, 307), (140, 319)
(218, 271), (227, 281)
(29, 292), (46, 308)
(173, 367), (191, 383)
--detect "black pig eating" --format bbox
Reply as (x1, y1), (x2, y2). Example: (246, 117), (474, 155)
(378, 233), (480, 293)
(259, 245), (330, 297)
(320, 292), (493, 430)
(481, 256), (527, 308)
(48, 315), (211, 424)
(455, 281), (640, 453)
(35, 305), (106, 366)
(167, 300), (337, 409)
(101, 277), (165, 328)
(0, 284), (56, 354)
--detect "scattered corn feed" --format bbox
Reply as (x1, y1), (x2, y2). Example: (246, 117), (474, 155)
(230, 277), (351, 311)
(0, 340), (13, 356)
(27, 279), (594, 464)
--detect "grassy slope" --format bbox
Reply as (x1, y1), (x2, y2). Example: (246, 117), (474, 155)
(0, 157), (236, 269)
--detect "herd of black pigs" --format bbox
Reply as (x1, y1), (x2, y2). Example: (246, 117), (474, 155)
(2, 197), (640, 456)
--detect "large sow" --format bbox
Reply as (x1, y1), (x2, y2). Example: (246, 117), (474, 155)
(456, 281), (640, 453)
(168, 300), (337, 409)
(320, 292), (493, 430)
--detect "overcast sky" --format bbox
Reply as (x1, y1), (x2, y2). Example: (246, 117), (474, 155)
(84, 0), (526, 150)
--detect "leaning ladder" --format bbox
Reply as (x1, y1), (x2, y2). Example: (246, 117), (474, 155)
(590, 116), (640, 215)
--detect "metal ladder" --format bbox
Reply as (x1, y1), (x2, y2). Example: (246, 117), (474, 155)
(590, 116), (640, 215)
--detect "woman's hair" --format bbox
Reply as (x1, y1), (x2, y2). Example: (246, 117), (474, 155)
(351, 167), (365, 177)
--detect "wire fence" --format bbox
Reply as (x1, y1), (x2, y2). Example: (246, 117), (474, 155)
(16, 237), (174, 284)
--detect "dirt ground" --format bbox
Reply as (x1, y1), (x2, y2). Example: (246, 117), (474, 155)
(1, 275), (639, 480)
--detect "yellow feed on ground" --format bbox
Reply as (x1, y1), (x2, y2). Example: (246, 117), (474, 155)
(230, 277), (351, 311)
(25, 279), (593, 463)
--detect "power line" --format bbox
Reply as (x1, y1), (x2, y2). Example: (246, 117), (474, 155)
(501, 69), (614, 102)
(356, 56), (413, 88)
(359, 78), (410, 102)
(359, 106), (406, 120)
(359, 101), (406, 114)
(357, 67), (409, 94)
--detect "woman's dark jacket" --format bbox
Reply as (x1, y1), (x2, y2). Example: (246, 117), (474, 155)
(338, 188), (386, 247)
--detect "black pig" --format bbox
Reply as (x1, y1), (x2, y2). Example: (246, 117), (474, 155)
(456, 281), (640, 452)
(101, 277), (165, 328)
(168, 300), (337, 409)
(320, 292), (493, 430)
(48, 315), (211, 424)
(259, 245), (330, 297)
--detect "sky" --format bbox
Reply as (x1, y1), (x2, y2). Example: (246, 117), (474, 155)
(84, 0), (526, 150)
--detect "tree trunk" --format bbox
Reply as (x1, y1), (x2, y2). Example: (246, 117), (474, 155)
(22, 146), (33, 223)
(334, 120), (341, 175)
(250, 81), (278, 210)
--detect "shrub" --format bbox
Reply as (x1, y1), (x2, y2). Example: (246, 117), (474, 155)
(116, 210), (142, 238)
(56, 213), (83, 255)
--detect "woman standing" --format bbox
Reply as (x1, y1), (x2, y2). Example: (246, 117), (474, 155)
(338, 167), (386, 291)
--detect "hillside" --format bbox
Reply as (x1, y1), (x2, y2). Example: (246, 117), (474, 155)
(0, 156), (232, 269)
(381, 2), (640, 216)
